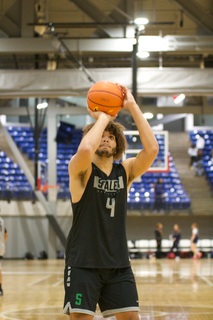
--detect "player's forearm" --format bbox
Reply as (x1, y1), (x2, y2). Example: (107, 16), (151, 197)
(79, 114), (110, 154)
(129, 103), (159, 155)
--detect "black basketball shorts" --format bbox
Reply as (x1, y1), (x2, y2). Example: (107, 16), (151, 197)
(63, 266), (139, 318)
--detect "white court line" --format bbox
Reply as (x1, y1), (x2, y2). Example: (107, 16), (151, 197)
(3, 271), (63, 275)
(200, 276), (213, 286)
(3, 270), (64, 287)
(52, 278), (63, 287)
(27, 275), (51, 286)
(0, 312), (62, 320)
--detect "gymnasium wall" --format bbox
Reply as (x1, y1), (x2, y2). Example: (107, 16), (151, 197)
(2, 213), (213, 259)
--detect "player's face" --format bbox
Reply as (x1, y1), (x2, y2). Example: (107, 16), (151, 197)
(96, 131), (117, 158)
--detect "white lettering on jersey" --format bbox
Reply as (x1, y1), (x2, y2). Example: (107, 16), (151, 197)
(93, 176), (124, 192)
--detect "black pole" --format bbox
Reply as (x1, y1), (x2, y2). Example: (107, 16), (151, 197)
(132, 43), (138, 103)
(34, 98), (39, 190)
(34, 50), (40, 191)
(132, 27), (139, 103)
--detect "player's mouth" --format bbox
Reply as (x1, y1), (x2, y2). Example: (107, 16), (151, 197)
(100, 144), (110, 148)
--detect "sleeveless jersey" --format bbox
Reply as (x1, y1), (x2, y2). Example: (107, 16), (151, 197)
(65, 162), (130, 268)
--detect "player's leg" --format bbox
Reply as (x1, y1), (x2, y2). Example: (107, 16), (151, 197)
(115, 311), (140, 320)
(100, 267), (140, 319)
(70, 314), (93, 320)
(191, 242), (197, 258)
(63, 266), (100, 318)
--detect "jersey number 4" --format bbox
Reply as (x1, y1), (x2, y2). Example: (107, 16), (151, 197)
(106, 197), (115, 217)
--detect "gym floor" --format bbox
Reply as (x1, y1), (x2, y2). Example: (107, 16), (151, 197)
(0, 258), (212, 320)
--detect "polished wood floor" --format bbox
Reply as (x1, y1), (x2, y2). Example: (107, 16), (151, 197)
(0, 258), (213, 320)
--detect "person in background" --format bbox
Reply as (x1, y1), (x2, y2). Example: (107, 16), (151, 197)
(196, 134), (205, 155)
(0, 215), (8, 296)
(187, 143), (198, 169)
(170, 224), (181, 257)
(155, 223), (163, 259)
(191, 223), (202, 260)
(194, 149), (204, 176)
(63, 85), (159, 320)
(152, 178), (165, 213)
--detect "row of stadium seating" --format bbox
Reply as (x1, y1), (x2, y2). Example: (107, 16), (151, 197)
(0, 126), (191, 210)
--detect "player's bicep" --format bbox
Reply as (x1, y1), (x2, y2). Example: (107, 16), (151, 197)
(123, 151), (153, 183)
(68, 149), (92, 176)
(68, 154), (92, 203)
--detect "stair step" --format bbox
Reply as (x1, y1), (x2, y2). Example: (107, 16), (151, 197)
(169, 131), (212, 214)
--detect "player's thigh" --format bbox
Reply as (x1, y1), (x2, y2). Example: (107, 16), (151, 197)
(64, 267), (101, 315)
(100, 267), (139, 314)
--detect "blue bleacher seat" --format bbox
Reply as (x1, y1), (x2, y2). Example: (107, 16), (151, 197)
(1, 125), (192, 208)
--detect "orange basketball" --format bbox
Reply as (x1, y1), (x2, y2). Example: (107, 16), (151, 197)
(87, 81), (124, 116)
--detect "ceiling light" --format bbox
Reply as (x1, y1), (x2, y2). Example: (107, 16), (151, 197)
(144, 112), (153, 119)
(37, 102), (48, 109)
(137, 51), (150, 59)
(134, 17), (149, 25)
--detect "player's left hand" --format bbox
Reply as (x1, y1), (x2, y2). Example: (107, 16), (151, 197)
(87, 107), (117, 121)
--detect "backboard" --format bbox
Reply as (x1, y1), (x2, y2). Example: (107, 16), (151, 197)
(123, 130), (169, 172)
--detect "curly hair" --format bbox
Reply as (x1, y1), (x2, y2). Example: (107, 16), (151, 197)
(82, 121), (127, 160)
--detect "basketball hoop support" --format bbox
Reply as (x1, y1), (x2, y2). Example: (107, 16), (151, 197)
(40, 184), (59, 202)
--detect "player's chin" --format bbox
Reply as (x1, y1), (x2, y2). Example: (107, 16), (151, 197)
(96, 149), (112, 158)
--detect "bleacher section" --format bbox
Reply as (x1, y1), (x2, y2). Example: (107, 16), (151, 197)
(128, 165), (191, 211)
(0, 150), (35, 201)
(0, 125), (191, 211)
(189, 129), (213, 193)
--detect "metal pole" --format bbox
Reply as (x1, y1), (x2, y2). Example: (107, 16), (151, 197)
(132, 27), (139, 103)
(34, 98), (39, 190)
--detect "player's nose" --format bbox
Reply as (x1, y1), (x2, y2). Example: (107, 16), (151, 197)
(102, 135), (109, 142)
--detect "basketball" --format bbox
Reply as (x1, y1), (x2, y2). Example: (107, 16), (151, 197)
(87, 81), (124, 116)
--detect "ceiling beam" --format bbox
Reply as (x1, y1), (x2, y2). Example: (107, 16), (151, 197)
(1, 36), (213, 54)
(21, 0), (34, 37)
(0, 0), (20, 37)
(69, 0), (133, 38)
(174, 0), (213, 34)
(69, 0), (112, 38)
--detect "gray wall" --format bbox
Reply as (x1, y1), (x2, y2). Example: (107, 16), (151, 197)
(126, 215), (213, 241)
(3, 214), (213, 259)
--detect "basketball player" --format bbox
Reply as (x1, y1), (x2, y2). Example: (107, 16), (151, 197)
(191, 223), (202, 259)
(154, 222), (163, 259)
(0, 214), (8, 296)
(170, 224), (181, 258)
(63, 85), (159, 319)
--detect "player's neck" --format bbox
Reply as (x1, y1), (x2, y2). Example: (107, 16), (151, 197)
(93, 155), (114, 176)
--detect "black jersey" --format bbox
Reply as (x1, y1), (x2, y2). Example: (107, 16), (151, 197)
(65, 162), (130, 268)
